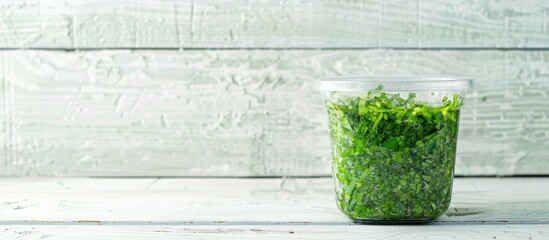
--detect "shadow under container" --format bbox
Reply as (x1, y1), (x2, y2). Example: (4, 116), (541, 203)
(318, 76), (473, 224)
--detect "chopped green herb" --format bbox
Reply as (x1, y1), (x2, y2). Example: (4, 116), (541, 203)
(325, 88), (462, 221)
(481, 96), (487, 102)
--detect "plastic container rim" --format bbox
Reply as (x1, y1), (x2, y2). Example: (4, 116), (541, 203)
(317, 75), (474, 92)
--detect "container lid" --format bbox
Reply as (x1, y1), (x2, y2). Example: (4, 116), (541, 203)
(317, 75), (474, 91)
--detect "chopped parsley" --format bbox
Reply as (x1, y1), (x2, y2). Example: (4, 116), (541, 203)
(325, 86), (462, 222)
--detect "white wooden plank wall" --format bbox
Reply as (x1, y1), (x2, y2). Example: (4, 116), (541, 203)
(0, 50), (547, 176)
(0, 0), (547, 48)
(0, 0), (547, 176)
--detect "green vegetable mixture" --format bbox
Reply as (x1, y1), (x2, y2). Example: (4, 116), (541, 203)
(325, 86), (462, 222)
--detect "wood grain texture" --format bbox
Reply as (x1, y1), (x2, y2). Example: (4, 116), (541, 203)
(0, 0), (548, 48)
(1, 225), (548, 240)
(1, 50), (548, 176)
(0, 178), (548, 239)
(0, 53), (5, 172)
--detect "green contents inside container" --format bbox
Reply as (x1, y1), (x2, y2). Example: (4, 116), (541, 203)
(318, 76), (473, 224)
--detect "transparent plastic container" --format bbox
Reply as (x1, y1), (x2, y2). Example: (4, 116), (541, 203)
(318, 76), (473, 224)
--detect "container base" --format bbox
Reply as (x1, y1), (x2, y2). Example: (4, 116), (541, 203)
(352, 219), (433, 225)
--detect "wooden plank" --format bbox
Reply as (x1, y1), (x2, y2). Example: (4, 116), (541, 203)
(0, 0), (548, 48)
(0, 178), (548, 223)
(1, 50), (548, 176)
(0, 0), (190, 48)
(418, 0), (549, 48)
(0, 53), (4, 172)
(1, 224), (549, 240)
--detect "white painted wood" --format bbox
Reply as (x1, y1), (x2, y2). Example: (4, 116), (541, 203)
(1, 50), (548, 176)
(1, 178), (549, 223)
(0, 0), (548, 48)
(1, 225), (549, 240)
(0, 178), (548, 239)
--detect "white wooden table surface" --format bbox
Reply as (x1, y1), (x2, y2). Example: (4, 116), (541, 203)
(1, 177), (549, 239)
